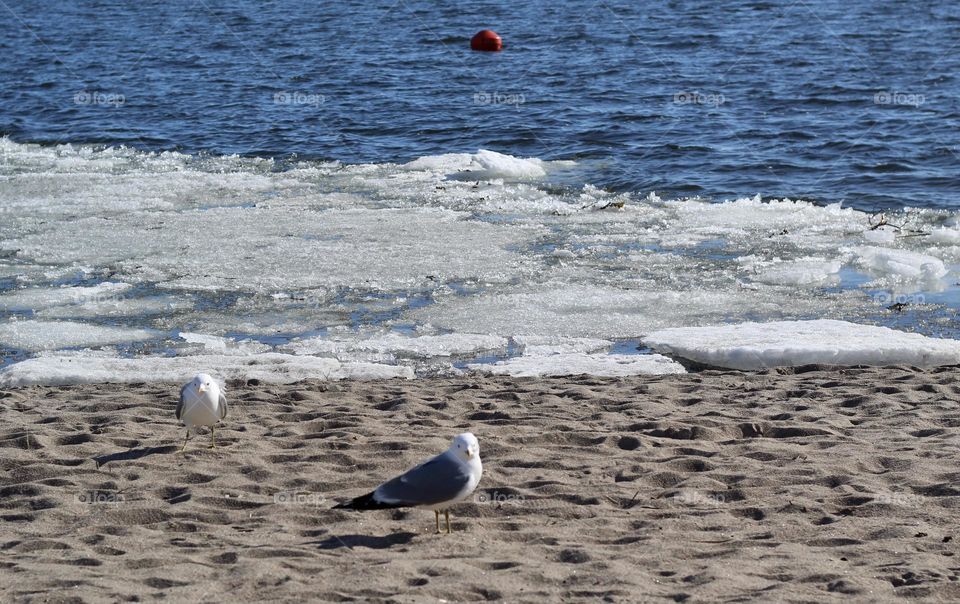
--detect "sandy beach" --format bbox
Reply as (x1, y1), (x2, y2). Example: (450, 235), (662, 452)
(3, 365), (960, 602)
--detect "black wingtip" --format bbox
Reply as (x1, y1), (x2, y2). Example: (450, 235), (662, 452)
(333, 491), (402, 510)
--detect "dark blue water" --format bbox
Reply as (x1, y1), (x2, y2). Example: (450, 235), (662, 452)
(2, 0), (958, 210)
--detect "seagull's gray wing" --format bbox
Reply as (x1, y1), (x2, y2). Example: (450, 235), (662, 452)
(176, 383), (189, 420)
(218, 391), (228, 419)
(374, 453), (472, 507)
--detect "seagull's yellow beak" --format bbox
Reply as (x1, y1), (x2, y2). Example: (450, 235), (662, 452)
(198, 385), (207, 393)
(466, 449), (474, 459)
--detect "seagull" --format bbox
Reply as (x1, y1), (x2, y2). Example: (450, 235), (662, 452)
(333, 433), (482, 534)
(176, 373), (227, 452)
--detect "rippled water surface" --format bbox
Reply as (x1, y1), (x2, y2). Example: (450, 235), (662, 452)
(2, 0), (959, 209)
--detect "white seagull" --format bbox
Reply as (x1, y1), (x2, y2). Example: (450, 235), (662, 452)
(176, 373), (228, 451)
(333, 433), (483, 533)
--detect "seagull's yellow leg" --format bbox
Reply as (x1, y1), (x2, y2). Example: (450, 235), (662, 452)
(180, 429), (190, 452)
(435, 510), (440, 534)
(209, 425), (217, 449)
(445, 510), (451, 534)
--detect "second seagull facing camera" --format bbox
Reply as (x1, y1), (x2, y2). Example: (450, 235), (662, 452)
(176, 373), (228, 452)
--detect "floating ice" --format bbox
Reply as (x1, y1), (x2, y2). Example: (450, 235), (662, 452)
(0, 283), (191, 318)
(284, 331), (508, 359)
(644, 319), (960, 370)
(152, 306), (351, 338)
(405, 149), (549, 181)
(0, 320), (159, 352)
(512, 336), (612, 356)
(863, 227), (898, 244)
(0, 350), (413, 387)
(658, 196), (864, 249)
(0, 138), (284, 241)
(747, 258), (842, 287)
(5, 207), (536, 292)
(469, 352), (685, 377)
(401, 152), (477, 173)
(4, 138), (960, 369)
(928, 227), (960, 246)
(36, 294), (191, 319)
(853, 246), (948, 283)
(178, 332), (271, 356)
(409, 283), (869, 339)
(468, 335), (680, 377)
(0, 283), (132, 311)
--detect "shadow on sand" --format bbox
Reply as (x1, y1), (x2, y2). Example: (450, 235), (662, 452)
(310, 532), (418, 550)
(94, 444), (178, 468)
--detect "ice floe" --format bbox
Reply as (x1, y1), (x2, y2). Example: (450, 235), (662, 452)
(408, 283), (868, 339)
(745, 257), (842, 287)
(469, 352), (685, 377)
(0, 320), (159, 352)
(4, 138), (960, 377)
(0, 349), (412, 387)
(512, 336), (613, 356)
(5, 207), (537, 293)
(852, 246), (948, 284)
(928, 227), (960, 245)
(0, 283), (132, 311)
(0, 283), (190, 318)
(283, 330), (508, 359)
(178, 332), (272, 356)
(404, 149), (550, 181)
(644, 319), (960, 370)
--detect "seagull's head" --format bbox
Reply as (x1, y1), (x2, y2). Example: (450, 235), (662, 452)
(192, 373), (217, 395)
(451, 432), (480, 461)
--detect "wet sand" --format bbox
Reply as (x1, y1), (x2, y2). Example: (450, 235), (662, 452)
(2, 365), (960, 602)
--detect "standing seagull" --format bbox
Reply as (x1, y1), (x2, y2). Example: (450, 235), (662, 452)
(333, 433), (482, 534)
(176, 373), (228, 452)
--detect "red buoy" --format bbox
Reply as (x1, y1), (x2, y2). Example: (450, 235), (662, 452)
(471, 30), (502, 52)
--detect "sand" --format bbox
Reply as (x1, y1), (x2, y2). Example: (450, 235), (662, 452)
(2, 365), (960, 603)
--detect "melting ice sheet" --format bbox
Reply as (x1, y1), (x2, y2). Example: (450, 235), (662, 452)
(282, 330), (508, 363)
(644, 320), (960, 371)
(469, 352), (686, 377)
(2, 139), (960, 382)
(0, 320), (159, 352)
(403, 149), (554, 181)
(466, 335), (685, 377)
(0, 283), (189, 318)
(0, 350), (412, 387)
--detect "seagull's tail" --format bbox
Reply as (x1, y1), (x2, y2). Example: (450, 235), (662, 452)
(333, 491), (401, 510)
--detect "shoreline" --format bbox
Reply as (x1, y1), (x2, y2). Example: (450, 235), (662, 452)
(3, 366), (960, 602)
